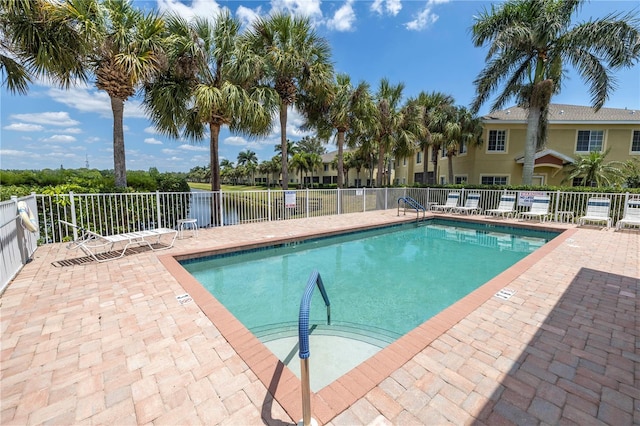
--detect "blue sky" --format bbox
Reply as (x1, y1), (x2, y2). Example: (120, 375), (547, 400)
(1, 0), (639, 173)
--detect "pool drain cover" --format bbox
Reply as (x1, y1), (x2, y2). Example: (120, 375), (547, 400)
(495, 288), (516, 300)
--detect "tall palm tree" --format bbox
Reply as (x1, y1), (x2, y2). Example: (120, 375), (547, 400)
(371, 79), (422, 186)
(243, 13), (334, 189)
(290, 153), (309, 188)
(307, 73), (373, 188)
(0, 0), (87, 94)
(237, 149), (258, 185)
(144, 12), (277, 195)
(442, 106), (483, 184)
(413, 91), (455, 184)
(306, 152), (322, 188)
(49, 0), (166, 188)
(563, 148), (623, 187)
(296, 135), (327, 156)
(471, 0), (640, 185)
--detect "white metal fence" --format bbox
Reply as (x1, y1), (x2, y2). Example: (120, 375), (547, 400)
(1, 194), (39, 293)
(2, 187), (637, 289)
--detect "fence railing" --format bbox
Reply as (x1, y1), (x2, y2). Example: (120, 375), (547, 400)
(30, 187), (636, 245)
(1, 194), (39, 293)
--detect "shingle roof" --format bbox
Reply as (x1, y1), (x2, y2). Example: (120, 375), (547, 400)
(483, 104), (640, 123)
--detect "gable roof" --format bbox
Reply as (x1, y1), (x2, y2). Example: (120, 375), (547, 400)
(483, 104), (640, 124)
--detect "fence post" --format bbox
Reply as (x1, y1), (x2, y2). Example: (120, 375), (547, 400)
(219, 191), (224, 227)
(363, 187), (366, 212)
(385, 187), (388, 210)
(306, 187), (310, 218)
(154, 191), (161, 228)
(268, 189), (272, 222)
(69, 191), (78, 241)
(337, 187), (341, 215)
(554, 190), (560, 222)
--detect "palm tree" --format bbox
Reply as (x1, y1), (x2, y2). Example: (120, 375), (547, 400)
(290, 153), (309, 188)
(371, 79), (423, 186)
(243, 13), (333, 189)
(144, 11), (277, 194)
(471, 0), (640, 185)
(274, 140), (299, 162)
(296, 135), (327, 156)
(563, 148), (623, 188)
(0, 0), (87, 94)
(442, 106), (483, 184)
(307, 74), (373, 188)
(306, 152), (322, 188)
(413, 91), (455, 184)
(237, 149), (258, 185)
(48, 0), (166, 188)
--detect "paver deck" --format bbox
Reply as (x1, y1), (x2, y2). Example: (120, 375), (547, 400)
(1, 211), (638, 425)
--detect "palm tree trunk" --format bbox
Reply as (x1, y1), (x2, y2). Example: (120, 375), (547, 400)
(210, 123), (222, 226)
(280, 103), (288, 189)
(376, 145), (385, 187)
(111, 96), (127, 188)
(432, 145), (439, 184)
(523, 108), (540, 185)
(423, 147), (429, 184)
(337, 130), (345, 188)
(448, 154), (454, 184)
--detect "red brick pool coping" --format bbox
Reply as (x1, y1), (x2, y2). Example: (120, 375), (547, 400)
(159, 218), (578, 424)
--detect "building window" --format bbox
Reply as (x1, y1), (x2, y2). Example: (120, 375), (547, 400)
(576, 130), (603, 152)
(459, 141), (467, 155)
(323, 164), (328, 172)
(632, 130), (640, 153)
(403, 158), (407, 166)
(416, 152), (422, 164)
(455, 176), (467, 184)
(481, 176), (508, 185)
(487, 130), (506, 152)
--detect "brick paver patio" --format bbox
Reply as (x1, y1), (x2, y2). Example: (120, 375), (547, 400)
(1, 211), (638, 425)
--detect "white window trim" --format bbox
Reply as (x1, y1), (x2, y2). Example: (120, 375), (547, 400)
(575, 129), (605, 154)
(454, 175), (468, 184)
(486, 129), (508, 154)
(416, 152), (422, 164)
(458, 141), (468, 157)
(479, 174), (510, 185)
(630, 129), (640, 155)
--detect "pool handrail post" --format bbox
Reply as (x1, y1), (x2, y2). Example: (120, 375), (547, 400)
(298, 269), (331, 426)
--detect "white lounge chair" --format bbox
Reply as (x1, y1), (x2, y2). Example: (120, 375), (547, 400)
(517, 196), (551, 222)
(452, 193), (482, 215)
(60, 220), (177, 262)
(485, 194), (517, 218)
(431, 192), (460, 213)
(616, 199), (640, 231)
(577, 198), (612, 228)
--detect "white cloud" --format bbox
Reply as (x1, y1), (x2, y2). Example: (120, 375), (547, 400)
(179, 144), (208, 152)
(144, 126), (160, 134)
(10, 111), (79, 127)
(60, 127), (82, 134)
(236, 5), (261, 28)
(271, 0), (323, 22)
(406, 0), (450, 31)
(144, 138), (163, 145)
(0, 149), (30, 156)
(156, 0), (221, 21)
(327, 0), (356, 32)
(371, 0), (402, 16)
(47, 86), (146, 119)
(3, 123), (45, 132)
(224, 136), (249, 146)
(43, 135), (77, 143)
(162, 148), (180, 155)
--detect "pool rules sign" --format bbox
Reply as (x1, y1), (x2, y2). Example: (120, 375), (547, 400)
(285, 191), (297, 208)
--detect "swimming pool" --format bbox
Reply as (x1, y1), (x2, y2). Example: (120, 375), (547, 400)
(182, 219), (557, 347)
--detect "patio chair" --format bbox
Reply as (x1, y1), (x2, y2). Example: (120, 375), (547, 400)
(517, 195), (551, 222)
(485, 194), (517, 218)
(431, 192), (460, 213)
(577, 197), (612, 228)
(452, 193), (482, 215)
(615, 199), (640, 231)
(60, 220), (177, 262)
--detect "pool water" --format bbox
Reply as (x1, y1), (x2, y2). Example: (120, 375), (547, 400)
(182, 220), (557, 341)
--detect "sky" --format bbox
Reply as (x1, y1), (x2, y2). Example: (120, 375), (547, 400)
(1, 0), (639, 173)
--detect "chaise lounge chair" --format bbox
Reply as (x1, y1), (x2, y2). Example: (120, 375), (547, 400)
(577, 197), (612, 228)
(60, 220), (177, 262)
(615, 199), (640, 231)
(517, 195), (551, 222)
(431, 192), (460, 213)
(485, 194), (517, 218)
(452, 193), (482, 215)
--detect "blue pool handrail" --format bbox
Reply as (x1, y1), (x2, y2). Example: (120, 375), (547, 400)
(397, 196), (426, 221)
(298, 269), (331, 426)
(298, 269), (331, 359)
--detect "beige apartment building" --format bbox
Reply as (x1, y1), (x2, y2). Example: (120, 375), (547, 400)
(396, 104), (640, 187)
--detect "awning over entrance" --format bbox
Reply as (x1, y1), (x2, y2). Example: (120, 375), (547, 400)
(514, 149), (575, 169)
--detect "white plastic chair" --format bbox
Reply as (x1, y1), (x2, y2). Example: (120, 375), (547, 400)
(452, 193), (482, 215)
(578, 198), (612, 228)
(431, 192), (460, 213)
(485, 194), (517, 218)
(517, 196), (551, 222)
(616, 199), (640, 231)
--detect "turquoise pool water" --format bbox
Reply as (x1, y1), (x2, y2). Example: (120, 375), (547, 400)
(182, 219), (557, 341)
